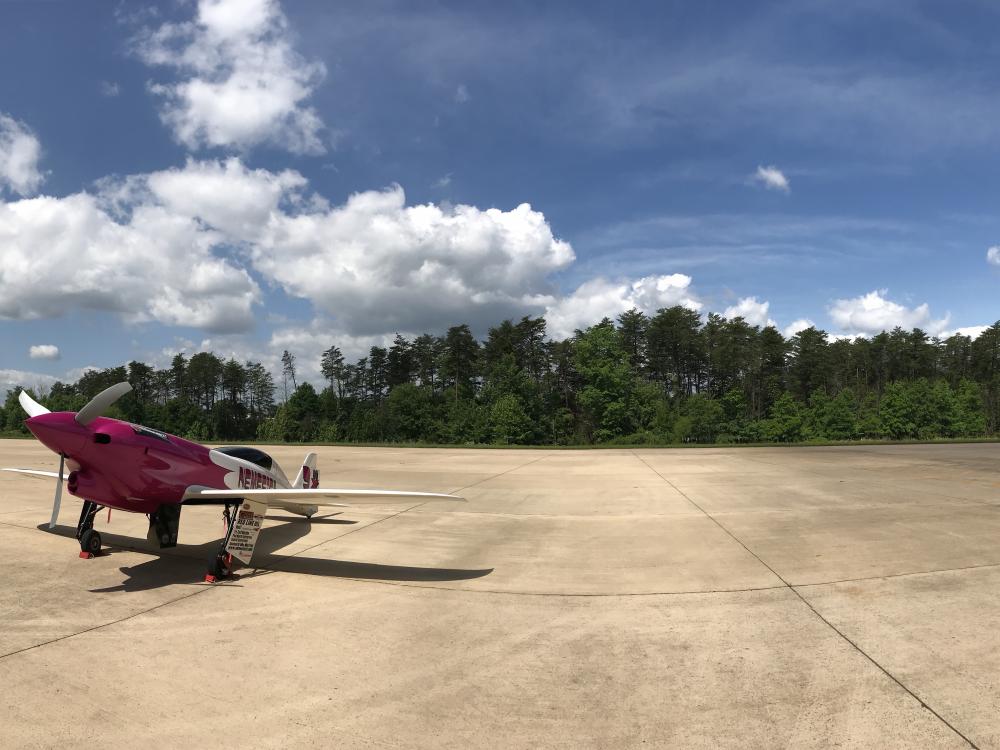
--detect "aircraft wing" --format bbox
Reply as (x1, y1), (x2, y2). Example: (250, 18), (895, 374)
(182, 487), (464, 505)
(2, 468), (65, 480)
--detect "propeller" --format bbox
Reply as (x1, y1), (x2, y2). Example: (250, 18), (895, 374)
(18, 390), (50, 417)
(17, 382), (131, 527)
(75, 381), (132, 426)
(49, 454), (65, 529)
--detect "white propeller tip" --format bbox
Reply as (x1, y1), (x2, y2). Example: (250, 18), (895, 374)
(18, 390), (50, 418)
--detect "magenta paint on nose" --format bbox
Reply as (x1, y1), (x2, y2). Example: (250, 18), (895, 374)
(25, 412), (88, 458)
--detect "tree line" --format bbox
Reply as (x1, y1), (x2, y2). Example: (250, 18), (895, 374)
(4, 309), (1000, 445)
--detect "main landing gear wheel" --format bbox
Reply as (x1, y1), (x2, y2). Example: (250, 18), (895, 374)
(207, 553), (232, 582)
(79, 529), (102, 558)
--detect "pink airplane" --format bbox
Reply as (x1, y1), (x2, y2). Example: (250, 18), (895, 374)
(4, 382), (463, 581)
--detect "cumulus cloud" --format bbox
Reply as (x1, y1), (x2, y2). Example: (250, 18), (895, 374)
(29, 345), (60, 360)
(941, 325), (988, 340)
(0, 187), (260, 333)
(722, 296), (775, 327)
(783, 318), (815, 338)
(544, 274), (700, 339)
(0, 158), (573, 338)
(2, 156), (711, 349)
(752, 165), (790, 193)
(0, 114), (44, 196)
(144, 156), (306, 237)
(134, 0), (326, 153)
(249, 185), (575, 336)
(828, 289), (949, 336)
(988, 246), (1000, 266)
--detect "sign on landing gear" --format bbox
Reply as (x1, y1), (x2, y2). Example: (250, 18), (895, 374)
(225, 499), (267, 565)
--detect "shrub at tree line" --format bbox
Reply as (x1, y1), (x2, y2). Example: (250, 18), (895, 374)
(4, 309), (1000, 446)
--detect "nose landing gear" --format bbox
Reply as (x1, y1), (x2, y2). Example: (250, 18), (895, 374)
(76, 500), (104, 558)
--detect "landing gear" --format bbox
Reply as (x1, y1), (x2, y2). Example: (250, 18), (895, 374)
(80, 529), (102, 557)
(207, 552), (233, 582)
(76, 500), (104, 558)
(205, 503), (238, 583)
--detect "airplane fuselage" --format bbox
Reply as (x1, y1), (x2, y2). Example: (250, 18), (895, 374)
(24, 412), (288, 514)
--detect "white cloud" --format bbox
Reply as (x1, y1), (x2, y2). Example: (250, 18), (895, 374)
(248, 184), (575, 336)
(752, 165), (790, 193)
(783, 318), (814, 338)
(828, 289), (949, 336)
(28, 345), (60, 360)
(722, 296), (774, 327)
(0, 114), (44, 196)
(432, 173), (452, 188)
(0, 369), (60, 398)
(0, 187), (260, 333)
(2, 156), (714, 350)
(544, 274), (700, 339)
(134, 0), (327, 153)
(941, 325), (988, 340)
(192, 322), (396, 390)
(0, 158), (574, 339)
(144, 156), (306, 238)
(454, 84), (470, 104)
(988, 246), (1000, 266)
(100, 81), (121, 97)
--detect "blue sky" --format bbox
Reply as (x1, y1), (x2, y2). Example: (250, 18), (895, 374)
(1, 0), (999, 390)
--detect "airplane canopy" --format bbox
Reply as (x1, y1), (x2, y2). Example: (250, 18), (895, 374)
(214, 446), (274, 471)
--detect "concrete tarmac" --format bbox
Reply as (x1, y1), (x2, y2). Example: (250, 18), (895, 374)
(2, 439), (1000, 748)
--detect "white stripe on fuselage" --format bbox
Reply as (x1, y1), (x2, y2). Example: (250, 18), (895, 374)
(208, 449), (291, 490)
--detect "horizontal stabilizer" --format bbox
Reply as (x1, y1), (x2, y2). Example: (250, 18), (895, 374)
(2, 468), (65, 481)
(182, 487), (464, 506)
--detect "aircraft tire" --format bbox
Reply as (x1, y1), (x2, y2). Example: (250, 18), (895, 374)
(80, 529), (102, 556)
(210, 553), (230, 579)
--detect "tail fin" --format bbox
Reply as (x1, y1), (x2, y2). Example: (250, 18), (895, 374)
(292, 452), (319, 489)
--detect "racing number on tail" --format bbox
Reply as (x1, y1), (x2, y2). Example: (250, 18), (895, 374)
(301, 466), (320, 488)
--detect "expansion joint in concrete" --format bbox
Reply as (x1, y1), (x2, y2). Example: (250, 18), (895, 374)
(630, 450), (981, 750)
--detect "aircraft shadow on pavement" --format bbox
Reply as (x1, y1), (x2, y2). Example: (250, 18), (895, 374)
(37, 517), (492, 593)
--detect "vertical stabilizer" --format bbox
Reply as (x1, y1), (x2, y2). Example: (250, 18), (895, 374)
(292, 452), (319, 489)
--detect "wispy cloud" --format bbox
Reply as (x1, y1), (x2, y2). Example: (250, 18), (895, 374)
(314, 3), (1000, 158)
(0, 113), (44, 196)
(752, 165), (790, 193)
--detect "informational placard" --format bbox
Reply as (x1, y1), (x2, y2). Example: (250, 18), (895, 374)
(225, 499), (267, 565)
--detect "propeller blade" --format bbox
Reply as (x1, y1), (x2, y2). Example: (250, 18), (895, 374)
(49, 454), (64, 529)
(18, 390), (50, 418)
(75, 381), (132, 426)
